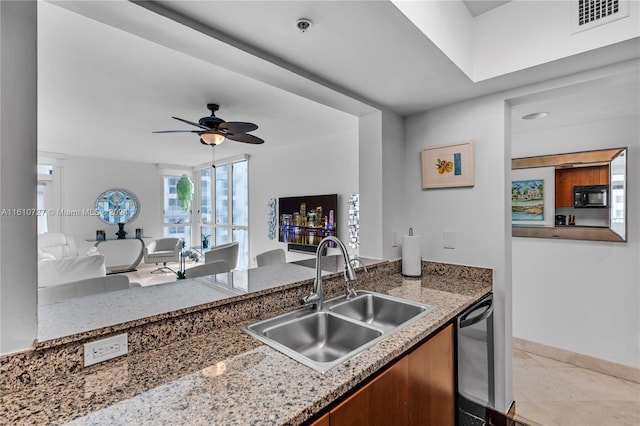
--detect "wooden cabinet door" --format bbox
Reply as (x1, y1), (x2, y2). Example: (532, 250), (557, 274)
(330, 356), (409, 426)
(555, 169), (574, 207)
(408, 324), (455, 426)
(555, 165), (609, 207)
(308, 412), (330, 426)
(598, 165), (610, 184)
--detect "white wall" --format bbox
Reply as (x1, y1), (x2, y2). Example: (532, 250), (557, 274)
(512, 115), (640, 368)
(474, 0), (640, 81)
(249, 126), (358, 266)
(404, 94), (512, 411)
(0, 0), (38, 354)
(394, 1), (640, 82)
(58, 156), (161, 246)
(391, 0), (474, 78)
(381, 110), (407, 260)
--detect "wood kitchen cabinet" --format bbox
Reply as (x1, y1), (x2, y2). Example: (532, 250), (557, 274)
(408, 323), (455, 425)
(315, 323), (455, 426)
(308, 413), (330, 426)
(330, 356), (409, 426)
(555, 165), (609, 207)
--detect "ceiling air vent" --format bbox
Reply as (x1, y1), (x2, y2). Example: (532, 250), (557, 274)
(570, 0), (629, 34)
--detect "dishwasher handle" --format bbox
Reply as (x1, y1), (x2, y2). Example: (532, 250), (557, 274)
(460, 297), (493, 329)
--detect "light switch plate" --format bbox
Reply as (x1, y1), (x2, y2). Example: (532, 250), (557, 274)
(443, 230), (456, 249)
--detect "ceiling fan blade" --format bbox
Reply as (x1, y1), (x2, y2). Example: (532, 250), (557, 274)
(152, 130), (201, 133)
(172, 116), (210, 130)
(226, 132), (264, 144)
(218, 121), (258, 133)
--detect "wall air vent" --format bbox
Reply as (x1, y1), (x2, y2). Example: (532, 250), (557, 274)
(570, 0), (629, 34)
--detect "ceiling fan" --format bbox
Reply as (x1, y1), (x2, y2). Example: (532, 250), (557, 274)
(153, 103), (264, 145)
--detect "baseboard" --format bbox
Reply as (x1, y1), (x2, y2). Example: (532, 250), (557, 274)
(513, 337), (640, 384)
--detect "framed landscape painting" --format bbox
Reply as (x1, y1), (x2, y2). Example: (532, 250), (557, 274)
(421, 141), (475, 189)
(512, 179), (544, 222)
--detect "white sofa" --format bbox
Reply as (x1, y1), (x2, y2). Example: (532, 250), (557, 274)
(38, 232), (98, 259)
(38, 232), (106, 287)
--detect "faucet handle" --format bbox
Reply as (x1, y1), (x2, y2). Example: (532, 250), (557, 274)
(301, 292), (321, 306)
(349, 256), (368, 273)
(345, 287), (358, 300)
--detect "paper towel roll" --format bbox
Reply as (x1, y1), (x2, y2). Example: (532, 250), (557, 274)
(402, 235), (421, 277)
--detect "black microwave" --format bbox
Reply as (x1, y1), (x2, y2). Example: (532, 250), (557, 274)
(574, 185), (608, 208)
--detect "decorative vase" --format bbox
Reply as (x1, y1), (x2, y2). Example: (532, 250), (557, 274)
(116, 223), (128, 239)
(202, 240), (209, 249)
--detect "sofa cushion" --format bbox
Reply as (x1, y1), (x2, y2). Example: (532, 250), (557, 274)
(38, 255), (107, 287)
(38, 232), (79, 259)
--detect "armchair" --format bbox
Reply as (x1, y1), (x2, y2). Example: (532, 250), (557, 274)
(256, 248), (286, 267)
(143, 238), (181, 273)
(184, 260), (230, 279)
(204, 241), (239, 270)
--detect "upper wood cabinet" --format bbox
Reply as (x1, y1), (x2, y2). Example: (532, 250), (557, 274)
(554, 165), (609, 207)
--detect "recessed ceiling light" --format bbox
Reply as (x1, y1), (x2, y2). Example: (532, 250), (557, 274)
(521, 112), (550, 120)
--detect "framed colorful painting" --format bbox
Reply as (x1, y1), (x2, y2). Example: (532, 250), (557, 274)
(511, 179), (544, 222)
(421, 141), (475, 189)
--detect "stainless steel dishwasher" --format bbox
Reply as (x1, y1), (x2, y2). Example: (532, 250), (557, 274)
(456, 292), (494, 426)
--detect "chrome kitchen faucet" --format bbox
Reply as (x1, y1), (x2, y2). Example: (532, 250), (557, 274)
(301, 236), (356, 311)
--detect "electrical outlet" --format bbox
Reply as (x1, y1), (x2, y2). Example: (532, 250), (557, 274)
(84, 333), (128, 367)
(443, 230), (456, 249)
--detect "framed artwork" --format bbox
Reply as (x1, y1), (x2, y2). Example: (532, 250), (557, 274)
(94, 188), (139, 225)
(512, 179), (544, 222)
(421, 141), (475, 189)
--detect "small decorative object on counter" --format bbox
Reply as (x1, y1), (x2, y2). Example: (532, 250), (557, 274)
(96, 230), (106, 241)
(115, 223), (127, 239)
(202, 234), (211, 249)
(135, 228), (143, 238)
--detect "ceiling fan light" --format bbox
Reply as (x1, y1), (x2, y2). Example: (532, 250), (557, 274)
(201, 133), (226, 145)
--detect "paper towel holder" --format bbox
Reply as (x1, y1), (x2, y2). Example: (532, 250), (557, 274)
(402, 228), (422, 277)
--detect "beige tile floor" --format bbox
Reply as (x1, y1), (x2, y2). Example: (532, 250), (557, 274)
(513, 349), (640, 426)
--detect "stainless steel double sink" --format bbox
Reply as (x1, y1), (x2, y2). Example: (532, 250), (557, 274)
(242, 291), (435, 373)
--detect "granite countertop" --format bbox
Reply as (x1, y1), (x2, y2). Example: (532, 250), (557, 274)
(38, 262), (332, 342)
(30, 272), (490, 425)
(2, 262), (491, 425)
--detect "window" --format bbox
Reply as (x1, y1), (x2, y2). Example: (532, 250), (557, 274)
(198, 157), (249, 269)
(163, 175), (191, 247)
(37, 164), (55, 234)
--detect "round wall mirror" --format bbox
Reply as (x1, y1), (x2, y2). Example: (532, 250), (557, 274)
(95, 189), (139, 224)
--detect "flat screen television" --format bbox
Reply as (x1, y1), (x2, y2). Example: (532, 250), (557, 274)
(279, 194), (337, 248)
